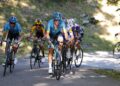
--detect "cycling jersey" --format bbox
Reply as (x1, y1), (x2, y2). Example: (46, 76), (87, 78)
(46, 19), (66, 39)
(72, 24), (84, 41)
(31, 24), (45, 38)
(3, 22), (22, 41)
(3, 22), (21, 33)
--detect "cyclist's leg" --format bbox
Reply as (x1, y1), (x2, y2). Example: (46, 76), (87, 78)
(48, 47), (54, 74)
(40, 43), (45, 57)
(57, 35), (64, 60)
(13, 33), (20, 55)
(12, 33), (20, 64)
(39, 43), (45, 62)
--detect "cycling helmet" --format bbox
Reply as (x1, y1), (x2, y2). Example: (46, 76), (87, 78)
(72, 26), (76, 32)
(52, 12), (61, 21)
(9, 16), (17, 23)
(34, 18), (42, 25)
(57, 35), (64, 43)
(76, 26), (80, 32)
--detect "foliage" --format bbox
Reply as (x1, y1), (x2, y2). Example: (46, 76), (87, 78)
(107, 0), (120, 5)
(95, 69), (120, 80)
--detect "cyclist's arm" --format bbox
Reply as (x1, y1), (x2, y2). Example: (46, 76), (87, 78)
(17, 23), (23, 42)
(69, 28), (74, 41)
(2, 23), (9, 40)
(41, 25), (45, 37)
(2, 32), (8, 41)
(62, 22), (68, 40)
(46, 22), (51, 40)
(29, 26), (35, 38)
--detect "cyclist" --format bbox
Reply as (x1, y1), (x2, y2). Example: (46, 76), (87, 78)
(29, 18), (45, 62)
(65, 19), (74, 59)
(46, 12), (68, 74)
(72, 23), (84, 49)
(72, 23), (84, 41)
(0, 16), (22, 64)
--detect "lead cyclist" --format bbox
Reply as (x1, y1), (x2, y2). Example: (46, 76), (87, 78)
(46, 12), (68, 74)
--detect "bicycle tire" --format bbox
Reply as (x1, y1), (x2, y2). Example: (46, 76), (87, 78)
(52, 59), (62, 80)
(30, 50), (36, 69)
(113, 42), (120, 58)
(74, 46), (83, 68)
(37, 52), (41, 68)
(3, 57), (9, 76)
(62, 46), (67, 73)
(55, 61), (61, 80)
(9, 51), (14, 73)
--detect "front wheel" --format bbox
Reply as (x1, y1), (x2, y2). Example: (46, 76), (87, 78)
(9, 51), (15, 73)
(55, 61), (61, 80)
(30, 51), (36, 69)
(74, 47), (83, 68)
(52, 60), (62, 80)
(3, 57), (9, 76)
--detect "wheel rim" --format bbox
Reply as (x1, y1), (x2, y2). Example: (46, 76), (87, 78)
(75, 49), (83, 67)
(30, 53), (36, 69)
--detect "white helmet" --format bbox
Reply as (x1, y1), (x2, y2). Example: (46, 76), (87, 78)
(57, 35), (64, 42)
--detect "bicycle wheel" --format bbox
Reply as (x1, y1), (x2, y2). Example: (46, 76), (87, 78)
(55, 61), (62, 80)
(3, 56), (9, 76)
(52, 58), (62, 80)
(37, 50), (41, 68)
(74, 46), (83, 68)
(30, 50), (36, 69)
(9, 51), (14, 73)
(113, 42), (120, 58)
(62, 48), (67, 73)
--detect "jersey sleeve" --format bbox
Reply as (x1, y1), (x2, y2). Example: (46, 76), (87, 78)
(17, 23), (22, 32)
(31, 26), (36, 33)
(41, 25), (45, 34)
(61, 21), (67, 33)
(3, 22), (9, 32)
(46, 20), (51, 33)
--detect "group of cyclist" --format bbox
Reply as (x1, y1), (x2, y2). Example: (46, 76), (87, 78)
(0, 12), (84, 74)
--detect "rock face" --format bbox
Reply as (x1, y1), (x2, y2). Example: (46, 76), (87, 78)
(82, 14), (99, 26)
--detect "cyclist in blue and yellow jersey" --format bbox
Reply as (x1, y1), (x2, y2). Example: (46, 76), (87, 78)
(29, 18), (45, 62)
(0, 16), (22, 64)
(46, 12), (68, 74)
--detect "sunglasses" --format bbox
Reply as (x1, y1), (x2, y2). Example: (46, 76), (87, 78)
(54, 19), (59, 21)
(35, 24), (41, 26)
(10, 22), (15, 25)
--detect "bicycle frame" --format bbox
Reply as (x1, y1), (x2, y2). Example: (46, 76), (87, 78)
(30, 38), (44, 69)
(3, 40), (19, 76)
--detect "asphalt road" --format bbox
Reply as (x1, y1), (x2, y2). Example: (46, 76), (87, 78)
(0, 56), (120, 86)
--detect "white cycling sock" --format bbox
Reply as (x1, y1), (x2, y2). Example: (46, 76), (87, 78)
(49, 62), (52, 69)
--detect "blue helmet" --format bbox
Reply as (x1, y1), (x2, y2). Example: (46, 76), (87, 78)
(9, 16), (17, 23)
(52, 12), (62, 21)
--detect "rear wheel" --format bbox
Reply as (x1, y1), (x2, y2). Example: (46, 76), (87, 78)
(113, 42), (120, 58)
(37, 48), (41, 68)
